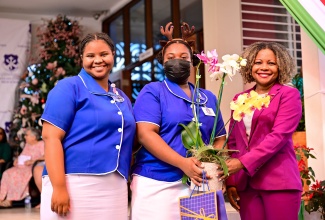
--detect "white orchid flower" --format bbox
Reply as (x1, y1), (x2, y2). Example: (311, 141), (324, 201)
(222, 54), (239, 62)
(240, 59), (247, 66)
(209, 71), (224, 81)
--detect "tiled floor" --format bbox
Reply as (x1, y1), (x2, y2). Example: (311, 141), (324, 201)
(0, 203), (240, 220)
(0, 207), (40, 220)
(0, 204), (321, 220)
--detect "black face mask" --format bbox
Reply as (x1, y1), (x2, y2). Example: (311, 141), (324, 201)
(164, 59), (191, 84)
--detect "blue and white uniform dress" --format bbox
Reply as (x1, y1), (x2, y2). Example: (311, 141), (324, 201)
(130, 78), (226, 220)
(40, 69), (136, 220)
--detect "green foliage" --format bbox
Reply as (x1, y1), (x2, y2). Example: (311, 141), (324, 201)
(179, 121), (204, 150)
(291, 73), (305, 131)
(295, 145), (316, 187)
(304, 180), (325, 219)
(295, 145), (325, 218)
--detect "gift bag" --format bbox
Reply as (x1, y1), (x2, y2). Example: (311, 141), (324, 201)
(179, 190), (218, 219)
(216, 190), (228, 220)
(179, 171), (228, 220)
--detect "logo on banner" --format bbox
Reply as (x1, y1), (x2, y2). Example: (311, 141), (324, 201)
(3, 54), (19, 71)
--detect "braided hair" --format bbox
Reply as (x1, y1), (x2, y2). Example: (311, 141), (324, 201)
(79, 32), (115, 56)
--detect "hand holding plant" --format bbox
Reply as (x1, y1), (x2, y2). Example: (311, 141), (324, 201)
(180, 49), (271, 185)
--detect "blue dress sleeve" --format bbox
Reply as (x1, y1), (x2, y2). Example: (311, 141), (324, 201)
(133, 83), (161, 126)
(41, 78), (77, 132)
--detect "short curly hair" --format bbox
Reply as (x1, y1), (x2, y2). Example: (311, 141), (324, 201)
(240, 42), (295, 84)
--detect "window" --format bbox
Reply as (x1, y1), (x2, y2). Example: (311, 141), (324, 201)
(241, 0), (301, 70)
(110, 15), (125, 72)
(103, 0), (203, 102)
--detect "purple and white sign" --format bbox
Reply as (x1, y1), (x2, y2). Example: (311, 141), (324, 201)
(0, 18), (31, 130)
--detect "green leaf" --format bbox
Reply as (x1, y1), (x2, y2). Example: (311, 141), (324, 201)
(179, 121), (204, 150)
(216, 156), (228, 176)
(182, 174), (189, 184)
(309, 154), (317, 159)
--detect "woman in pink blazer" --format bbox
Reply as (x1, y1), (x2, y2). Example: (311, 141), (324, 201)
(224, 42), (302, 220)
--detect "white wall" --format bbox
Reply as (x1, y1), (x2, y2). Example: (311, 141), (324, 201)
(0, 12), (101, 60)
(301, 29), (325, 180)
(202, 0), (244, 129)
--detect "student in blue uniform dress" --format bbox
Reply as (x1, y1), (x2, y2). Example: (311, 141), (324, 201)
(130, 22), (227, 220)
(40, 33), (136, 220)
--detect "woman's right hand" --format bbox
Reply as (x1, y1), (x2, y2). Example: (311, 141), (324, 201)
(180, 157), (205, 186)
(51, 186), (70, 216)
(226, 186), (240, 212)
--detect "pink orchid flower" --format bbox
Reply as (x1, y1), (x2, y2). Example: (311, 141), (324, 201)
(196, 49), (219, 73)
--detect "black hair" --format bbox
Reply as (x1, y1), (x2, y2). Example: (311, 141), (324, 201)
(156, 40), (200, 66)
(79, 32), (115, 55)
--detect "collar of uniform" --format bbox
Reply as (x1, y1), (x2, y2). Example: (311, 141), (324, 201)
(78, 68), (114, 94)
(164, 78), (208, 105)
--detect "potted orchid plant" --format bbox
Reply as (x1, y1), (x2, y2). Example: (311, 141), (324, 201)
(180, 50), (271, 190)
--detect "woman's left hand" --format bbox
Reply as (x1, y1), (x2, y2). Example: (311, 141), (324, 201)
(218, 158), (244, 180)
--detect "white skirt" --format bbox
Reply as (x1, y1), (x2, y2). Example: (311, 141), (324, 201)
(41, 172), (128, 220)
(130, 175), (191, 220)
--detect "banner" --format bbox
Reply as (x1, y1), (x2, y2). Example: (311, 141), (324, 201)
(0, 18), (31, 133)
(280, 0), (325, 54)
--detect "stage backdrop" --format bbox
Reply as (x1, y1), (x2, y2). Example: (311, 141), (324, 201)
(0, 18), (31, 133)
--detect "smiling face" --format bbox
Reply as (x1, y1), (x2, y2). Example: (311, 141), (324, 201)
(81, 39), (115, 84)
(252, 48), (279, 93)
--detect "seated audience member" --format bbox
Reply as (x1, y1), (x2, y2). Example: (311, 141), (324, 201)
(0, 127), (44, 208)
(32, 159), (45, 208)
(0, 127), (11, 180)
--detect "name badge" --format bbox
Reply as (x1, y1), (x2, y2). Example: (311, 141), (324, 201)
(201, 107), (216, 116)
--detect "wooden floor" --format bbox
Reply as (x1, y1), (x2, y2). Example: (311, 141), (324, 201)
(0, 207), (40, 220)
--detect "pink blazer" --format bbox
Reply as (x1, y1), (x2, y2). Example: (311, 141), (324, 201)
(226, 83), (302, 191)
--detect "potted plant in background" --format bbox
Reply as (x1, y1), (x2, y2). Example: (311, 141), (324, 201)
(295, 145), (316, 194)
(180, 50), (271, 191)
(304, 180), (325, 219)
(291, 68), (306, 146)
(294, 141), (325, 219)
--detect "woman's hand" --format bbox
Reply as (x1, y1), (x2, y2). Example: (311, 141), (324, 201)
(24, 159), (34, 166)
(226, 186), (240, 212)
(51, 186), (70, 216)
(217, 158), (244, 181)
(226, 158), (244, 174)
(179, 157), (208, 186)
(13, 159), (18, 166)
